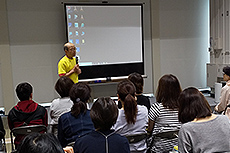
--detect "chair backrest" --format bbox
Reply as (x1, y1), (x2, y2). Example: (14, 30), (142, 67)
(154, 130), (179, 139)
(10, 125), (47, 152)
(11, 125), (47, 136)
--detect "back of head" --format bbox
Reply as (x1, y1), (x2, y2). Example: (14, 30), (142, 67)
(178, 87), (212, 123)
(223, 66), (230, 77)
(128, 72), (143, 94)
(16, 82), (33, 101)
(55, 77), (74, 98)
(17, 133), (64, 153)
(156, 74), (182, 109)
(117, 79), (137, 124)
(70, 82), (91, 117)
(90, 97), (118, 131)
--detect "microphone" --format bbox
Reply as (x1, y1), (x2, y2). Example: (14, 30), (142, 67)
(75, 56), (78, 64)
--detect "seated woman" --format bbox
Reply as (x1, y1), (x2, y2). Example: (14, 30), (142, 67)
(178, 87), (230, 153)
(113, 80), (148, 153)
(50, 77), (74, 136)
(215, 66), (230, 113)
(74, 97), (130, 153)
(128, 72), (151, 111)
(17, 133), (73, 153)
(147, 74), (182, 153)
(224, 104), (230, 119)
(0, 116), (5, 151)
(58, 82), (95, 147)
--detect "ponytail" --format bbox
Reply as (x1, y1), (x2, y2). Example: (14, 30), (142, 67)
(71, 100), (87, 118)
(117, 79), (138, 124)
(124, 94), (137, 124)
(69, 82), (91, 118)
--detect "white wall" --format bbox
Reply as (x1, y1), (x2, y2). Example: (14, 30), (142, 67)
(157, 0), (210, 89)
(0, 64), (2, 106)
(6, 0), (68, 103)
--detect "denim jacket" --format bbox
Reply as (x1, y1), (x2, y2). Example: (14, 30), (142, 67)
(58, 110), (95, 147)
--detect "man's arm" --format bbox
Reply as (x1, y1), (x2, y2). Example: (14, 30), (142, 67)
(63, 64), (81, 77)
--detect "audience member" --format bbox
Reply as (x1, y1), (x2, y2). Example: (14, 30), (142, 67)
(58, 42), (81, 83)
(147, 74), (182, 153)
(0, 116), (5, 139)
(113, 80), (148, 153)
(74, 97), (130, 153)
(0, 117), (5, 151)
(128, 72), (151, 110)
(50, 77), (74, 136)
(215, 66), (230, 113)
(223, 104), (230, 119)
(178, 87), (230, 153)
(58, 82), (94, 147)
(17, 133), (73, 153)
(8, 82), (48, 147)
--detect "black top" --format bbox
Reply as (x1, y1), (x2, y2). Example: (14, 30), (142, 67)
(136, 94), (151, 110)
(74, 130), (130, 153)
(118, 94), (150, 111)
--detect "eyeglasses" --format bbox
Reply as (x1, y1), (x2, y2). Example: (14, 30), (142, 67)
(69, 47), (76, 51)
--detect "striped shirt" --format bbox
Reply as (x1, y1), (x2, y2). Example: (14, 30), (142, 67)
(148, 102), (181, 153)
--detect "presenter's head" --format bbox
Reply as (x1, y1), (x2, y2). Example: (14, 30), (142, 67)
(64, 42), (76, 59)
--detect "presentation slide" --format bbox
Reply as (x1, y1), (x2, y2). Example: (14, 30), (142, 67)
(64, 3), (144, 80)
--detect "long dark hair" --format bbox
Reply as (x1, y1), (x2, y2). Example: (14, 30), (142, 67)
(128, 72), (143, 94)
(117, 80), (137, 124)
(178, 87), (212, 123)
(156, 74), (182, 109)
(70, 82), (91, 118)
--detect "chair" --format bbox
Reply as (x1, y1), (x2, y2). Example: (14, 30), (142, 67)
(125, 133), (147, 143)
(10, 125), (47, 153)
(146, 130), (179, 153)
(0, 131), (6, 153)
(154, 130), (179, 139)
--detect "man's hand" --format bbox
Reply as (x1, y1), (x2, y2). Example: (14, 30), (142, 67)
(65, 64), (81, 77)
(73, 64), (81, 75)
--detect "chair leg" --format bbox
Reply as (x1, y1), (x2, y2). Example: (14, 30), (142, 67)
(10, 133), (15, 152)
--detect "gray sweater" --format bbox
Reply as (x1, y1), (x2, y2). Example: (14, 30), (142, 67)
(178, 115), (230, 153)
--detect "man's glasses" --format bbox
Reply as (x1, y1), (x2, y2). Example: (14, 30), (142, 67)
(69, 47), (76, 51)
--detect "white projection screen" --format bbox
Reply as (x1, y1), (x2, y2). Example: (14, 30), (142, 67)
(64, 3), (144, 80)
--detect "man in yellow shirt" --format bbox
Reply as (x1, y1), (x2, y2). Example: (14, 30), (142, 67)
(58, 42), (81, 83)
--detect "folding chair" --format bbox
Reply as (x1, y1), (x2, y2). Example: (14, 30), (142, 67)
(10, 125), (47, 153)
(0, 131), (6, 153)
(154, 130), (179, 139)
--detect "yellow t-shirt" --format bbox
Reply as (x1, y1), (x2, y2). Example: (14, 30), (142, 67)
(58, 56), (78, 83)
